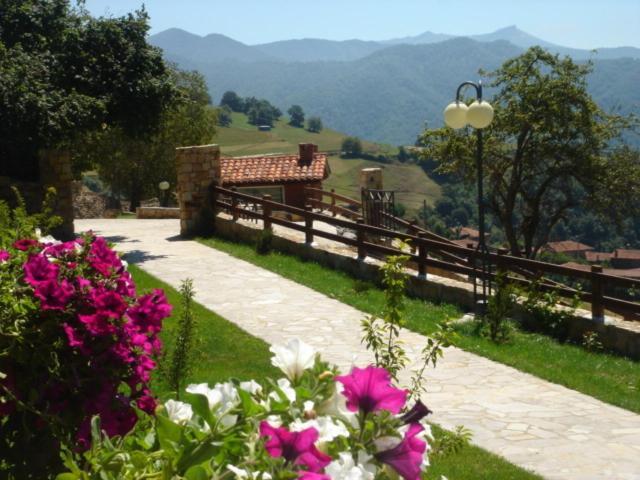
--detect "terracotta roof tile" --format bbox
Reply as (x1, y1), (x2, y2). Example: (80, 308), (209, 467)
(614, 249), (640, 260)
(585, 251), (613, 262)
(561, 262), (640, 278)
(221, 153), (329, 186)
(544, 240), (593, 253)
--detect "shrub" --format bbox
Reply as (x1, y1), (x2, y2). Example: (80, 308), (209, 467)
(0, 232), (172, 476)
(478, 272), (516, 343)
(520, 281), (580, 342)
(60, 339), (435, 480)
(255, 228), (274, 255)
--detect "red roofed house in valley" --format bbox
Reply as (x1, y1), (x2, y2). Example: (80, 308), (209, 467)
(220, 143), (330, 209)
(543, 240), (593, 258)
(611, 249), (640, 269)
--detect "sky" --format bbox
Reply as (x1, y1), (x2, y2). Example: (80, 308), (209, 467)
(83, 0), (640, 49)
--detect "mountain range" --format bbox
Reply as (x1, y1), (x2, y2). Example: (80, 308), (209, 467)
(149, 26), (640, 145)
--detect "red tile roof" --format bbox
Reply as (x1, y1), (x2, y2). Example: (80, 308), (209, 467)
(221, 153), (329, 186)
(584, 251), (613, 262)
(561, 262), (640, 278)
(544, 240), (593, 253)
(614, 249), (640, 260)
(451, 227), (489, 240)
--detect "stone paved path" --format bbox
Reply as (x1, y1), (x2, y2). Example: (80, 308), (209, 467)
(77, 219), (640, 480)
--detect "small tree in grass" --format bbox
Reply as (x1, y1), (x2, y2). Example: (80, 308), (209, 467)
(341, 136), (362, 157)
(287, 104), (305, 127)
(307, 116), (323, 133)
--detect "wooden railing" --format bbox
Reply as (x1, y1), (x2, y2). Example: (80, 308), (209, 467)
(212, 185), (640, 323)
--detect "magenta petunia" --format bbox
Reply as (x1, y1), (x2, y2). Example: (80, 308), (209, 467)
(0, 250), (9, 262)
(34, 279), (75, 310)
(63, 323), (85, 349)
(87, 237), (122, 277)
(115, 271), (136, 297)
(127, 289), (172, 334)
(400, 400), (432, 424)
(375, 423), (427, 480)
(335, 365), (408, 415)
(23, 254), (59, 287)
(78, 311), (115, 336)
(297, 473), (330, 480)
(259, 421), (331, 472)
(13, 238), (38, 251)
(136, 390), (157, 414)
(90, 287), (127, 318)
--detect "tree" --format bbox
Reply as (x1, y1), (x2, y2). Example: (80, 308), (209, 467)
(0, 1), (176, 180)
(287, 105), (305, 127)
(75, 68), (217, 211)
(341, 136), (363, 157)
(419, 47), (640, 258)
(246, 99), (281, 127)
(217, 105), (233, 127)
(220, 90), (244, 112)
(307, 116), (323, 133)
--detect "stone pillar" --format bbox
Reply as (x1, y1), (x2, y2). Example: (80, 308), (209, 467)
(175, 144), (221, 236)
(359, 168), (383, 190)
(39, 150), (74, 240)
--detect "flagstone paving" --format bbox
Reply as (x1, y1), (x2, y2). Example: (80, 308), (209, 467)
(77, 219), (640, 480)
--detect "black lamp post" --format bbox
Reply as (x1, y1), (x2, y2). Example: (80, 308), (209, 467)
(443, 81), (494, 312)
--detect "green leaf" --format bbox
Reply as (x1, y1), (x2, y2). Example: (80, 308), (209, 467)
(56, 474), (80, 480)
(185, 392), (216, 431)
(184, 465), (210, 480)
(156, 414), (183, 453)
(237, 388), (263, 416)
(176, 440), (218, 473)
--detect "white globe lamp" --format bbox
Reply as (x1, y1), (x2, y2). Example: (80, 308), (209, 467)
(443, 102), (468, 129)
(466, 100), (494, 129)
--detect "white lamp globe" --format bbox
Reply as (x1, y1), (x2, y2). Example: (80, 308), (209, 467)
(466, 100), (494, 129)
(443, 102), (468, 129)
(159, 181), (170, 191)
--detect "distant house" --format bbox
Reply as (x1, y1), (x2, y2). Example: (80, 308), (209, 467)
(543, 240), (593, 258)
(451, 226), (490, 242)
(611, 249), (640, 269)
(561, 262), (640, 279)
(584, 251), (614, 263)
(220, 143), (330, 209)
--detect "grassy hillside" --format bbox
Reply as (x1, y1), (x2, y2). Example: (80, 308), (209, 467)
(214, 112), (441, 217)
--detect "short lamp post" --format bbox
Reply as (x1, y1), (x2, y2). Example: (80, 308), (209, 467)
(443, 81), (494, 313)
(159, 181), (170, 208)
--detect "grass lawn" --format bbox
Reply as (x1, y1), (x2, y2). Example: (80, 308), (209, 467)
(197, 235), (640, 414)
(128, 264), (541, 480)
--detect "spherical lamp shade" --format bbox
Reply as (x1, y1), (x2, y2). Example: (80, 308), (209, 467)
(466, 100), (494, 129)
(159, 181), (170, 191)
(443, 102), (468, 129)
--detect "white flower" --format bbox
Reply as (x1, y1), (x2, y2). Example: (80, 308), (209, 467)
(185, 382), (239, 427)
(164, 399), (193, 425)
(227, 465), (273, 480)
(269, 338), (316, 381)
(239, 380), (263, 395)
(269, 378), (296, 403)
(290, 416), (350, 443)
(303, 400), (315, 413)
(325, 452), (376, 480)
(265, 414), (283, 427)
(317, 384), (358, 427)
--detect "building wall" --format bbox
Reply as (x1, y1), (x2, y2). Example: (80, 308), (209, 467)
(284, 181), (322, 209)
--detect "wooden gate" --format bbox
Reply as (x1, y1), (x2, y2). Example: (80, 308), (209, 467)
(361, 188), (396, 230)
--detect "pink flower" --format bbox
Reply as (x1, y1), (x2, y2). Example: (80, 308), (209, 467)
(127, 290), (172, 333)
(34, 279), (75, 310)
(259, 421), (331, 472)
(375, 423), (427, 480)
(0, 250), (9, 262)
(76, 277), (92, 291)
(23, 254), (59, 286)
(116, 271), (136, 297)
(78, 312), (115, 336)
(298, 473), (330, 480)
(88, 237), (122, 277)
(90, 287), (127, 318)
(335, 366), (408, 415)
(13, 239), (38, 251)
(136, 390), (157, 414)
(400, 400), (432, 424)
(63, 323), (86, 350)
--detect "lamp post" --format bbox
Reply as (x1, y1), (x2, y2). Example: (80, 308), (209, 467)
(443, 81), (494, 313)
(159, 181), (170, 207)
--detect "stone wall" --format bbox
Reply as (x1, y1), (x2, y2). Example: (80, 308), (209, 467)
(136, 207), (181, 219)
(0, 150), (74, 239)
(175, 144), (221, 236)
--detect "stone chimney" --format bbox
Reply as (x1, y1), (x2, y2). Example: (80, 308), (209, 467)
(298, 143), (317, 166)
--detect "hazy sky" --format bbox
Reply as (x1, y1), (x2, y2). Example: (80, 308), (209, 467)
(83, 0), (640, 48)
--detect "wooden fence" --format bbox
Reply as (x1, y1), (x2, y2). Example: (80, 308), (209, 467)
(212, 185), (640, 323)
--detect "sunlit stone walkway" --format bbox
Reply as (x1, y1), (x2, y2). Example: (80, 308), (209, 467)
(77, 219), (640, 480)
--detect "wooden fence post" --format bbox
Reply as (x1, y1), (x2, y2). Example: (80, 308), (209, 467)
(356, 218), (366, 260)
(591, 265), (605, 323)
(331, 188), (337, 217)
(418, 232), (427, 279)
(305, 204), (314, 245)
(409, 219), (418, 254)
(230, 186), (239, 221)
(262, 194), (272, 231)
